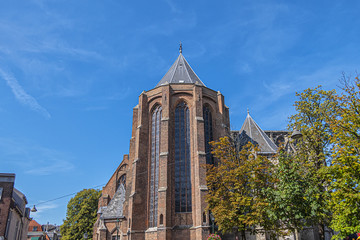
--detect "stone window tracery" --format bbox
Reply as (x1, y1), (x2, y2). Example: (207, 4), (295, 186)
(175, 102), (192, 212)
(149, 105), (162, 227)
(117, 174), (126, 189)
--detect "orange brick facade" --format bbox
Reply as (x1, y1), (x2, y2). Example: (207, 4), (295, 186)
(93, 82), (230, 240)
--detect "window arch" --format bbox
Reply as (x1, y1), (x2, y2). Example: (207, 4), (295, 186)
(203, 106), (214, 165)
(117, 174), (126, 189)
(119, 164), (128, 171)
(174, 102), (192, 212)
(149, 105), (162, 227)
(110, 227), (122, 240)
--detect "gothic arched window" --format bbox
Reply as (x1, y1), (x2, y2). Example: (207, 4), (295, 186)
(175, 102), (192, 212)
(117, 174), (126, 189)
(149, 105), (162, 227)
(203, 106), (214, 165)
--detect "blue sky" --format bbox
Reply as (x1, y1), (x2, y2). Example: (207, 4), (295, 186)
(1, 0), (359, 225)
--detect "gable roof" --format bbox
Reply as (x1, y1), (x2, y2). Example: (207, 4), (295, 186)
(28, 220), (43, 232)
(238, 112), (278, 154)
(155, 53), (205, 87)
(100, 184), (126, 219)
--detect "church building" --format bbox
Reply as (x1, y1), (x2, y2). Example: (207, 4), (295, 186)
(93, 47), (289, 240)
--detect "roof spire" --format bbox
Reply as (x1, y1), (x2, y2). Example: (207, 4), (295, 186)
(247, 108), (250, 115)
(155, 48), (206, 87)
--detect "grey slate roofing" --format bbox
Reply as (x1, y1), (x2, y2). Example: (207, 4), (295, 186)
(156, 53), (206, 87)
(238, 112), (278, 154)
(13, 188), (27, 215)
(100, 184), (126, 219)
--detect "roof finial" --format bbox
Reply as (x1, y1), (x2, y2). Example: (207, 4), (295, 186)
(179, 42), (182, 53)
(247, 108), (250, 115)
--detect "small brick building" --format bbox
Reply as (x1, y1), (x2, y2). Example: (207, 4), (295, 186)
(93, 49), (292, 240)
(0, 173), (31, 240)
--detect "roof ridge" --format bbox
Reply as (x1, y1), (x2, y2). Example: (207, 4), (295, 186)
(239, 113), (278, 153)
(247, 115), (252, 142)
(169, 54), (181, 83)
(249, 115), (277, 152)
(182, 54), (205, 86)
(155, 52), (205, 87)
(182, 54), (193, 83)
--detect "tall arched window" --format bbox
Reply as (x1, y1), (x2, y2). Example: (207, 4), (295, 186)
(149, 105), (162, 227)
(175, 102), (192, 212)
(203, 106), (214, 165)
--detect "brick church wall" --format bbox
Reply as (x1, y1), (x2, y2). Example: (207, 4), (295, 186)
(94, 83), (230, 240)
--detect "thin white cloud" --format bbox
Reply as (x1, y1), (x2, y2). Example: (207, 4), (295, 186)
(33, 202), (58, 212)
(0, 68), (51, 119)
(163, 0), (182, 13)
(26, 161), (74, 176)
(236, 62), (253, 74)
(30, 202), (58, 220)
(0, 8), (107, 99)
(137, 11), (197, 36)
(0, 137), (75, 176)
(262, 81), (292, 100)
(40, 39), (104, 61)
(83, 106), (109, 112)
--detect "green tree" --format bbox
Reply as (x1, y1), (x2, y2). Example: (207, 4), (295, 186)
(60, 188), (101, 240)
(289, 86), (338, 240)
(328, 76), (360, 238)
(206, 137), (275, 240)
(266, 151), (317, 240)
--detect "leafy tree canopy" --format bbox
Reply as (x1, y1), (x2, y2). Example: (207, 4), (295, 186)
(265, 151), (318, 240)
(205, 75), (360, 240)
(60, 188), (101, 240)
(206, 137), (275, 239)
(288, 86), (338, 240)
(328, 76), (360, 238)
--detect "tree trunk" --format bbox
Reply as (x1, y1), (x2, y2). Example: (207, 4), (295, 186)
(241, 229), (246, 240)
(294, 228), (299, 240)
(318, 224), (325, 240)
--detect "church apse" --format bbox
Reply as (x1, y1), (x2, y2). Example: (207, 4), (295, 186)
(94, 49), (231, 240)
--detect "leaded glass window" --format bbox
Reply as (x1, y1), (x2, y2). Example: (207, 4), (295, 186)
(149, 105), (162, 227)
(175, 102), (192, 212)
(117, 174), (126, 189)
(203, 106), (214, 165)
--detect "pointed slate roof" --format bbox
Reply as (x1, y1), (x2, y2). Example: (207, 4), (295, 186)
(238, 111), (278, 154)
(156, 53), (205, 87)
(100, 184), (126, 219)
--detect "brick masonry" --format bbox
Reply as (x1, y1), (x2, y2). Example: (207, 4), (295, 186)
(93, 83), (230, 240)
(0, 173), (15, 239)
